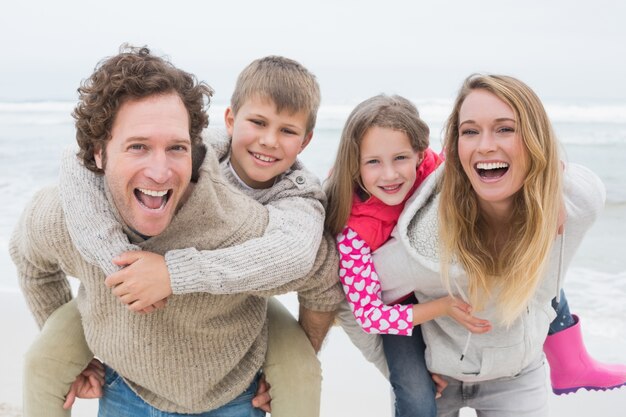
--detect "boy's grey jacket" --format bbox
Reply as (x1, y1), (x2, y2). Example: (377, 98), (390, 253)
(340, 163), (605, 382)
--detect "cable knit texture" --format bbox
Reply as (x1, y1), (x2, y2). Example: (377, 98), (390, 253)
(10, 145), (343, 413)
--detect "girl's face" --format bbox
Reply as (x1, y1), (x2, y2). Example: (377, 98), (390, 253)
(359, 126), (421, 206)
(457, 89), (529, 218)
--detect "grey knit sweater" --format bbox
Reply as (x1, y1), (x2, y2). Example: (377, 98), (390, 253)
(10, 145), (343, 413)
(58, 127), (327, 294)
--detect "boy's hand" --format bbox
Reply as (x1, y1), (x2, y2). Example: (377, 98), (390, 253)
(105, 251), (172, 312)
(251, 374), (272, 412)
(444, 296), (492, 334)
(63, 359), (105, 409)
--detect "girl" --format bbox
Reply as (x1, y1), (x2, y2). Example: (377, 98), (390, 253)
(325, 94), (492, 417)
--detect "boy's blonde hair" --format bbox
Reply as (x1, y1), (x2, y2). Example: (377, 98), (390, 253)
(438, 74), (562, 326)
(325, 94), (430, 236)
(230, 56), (320, 134)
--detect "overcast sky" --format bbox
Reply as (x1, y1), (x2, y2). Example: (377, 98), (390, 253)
(2, 0), (625, 104)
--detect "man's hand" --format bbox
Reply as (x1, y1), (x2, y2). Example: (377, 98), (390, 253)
(105, 251), (172, 312)
(63, 359), (105, 409)
(431, 373), (448, 399)
(251, 373), (271, 412)
(298, 306), (336, 353)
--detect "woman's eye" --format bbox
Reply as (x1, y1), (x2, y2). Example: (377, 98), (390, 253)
(460, 129), (477, 136)
(498, 126), (515, 134)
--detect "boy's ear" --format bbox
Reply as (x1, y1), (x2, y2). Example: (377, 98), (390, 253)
(94, 145), (103, 170)
(224, 107), (235, 136)
(299, 131), (314, 153)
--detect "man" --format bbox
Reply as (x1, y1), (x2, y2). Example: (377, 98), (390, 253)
(10, 46), (342, 416)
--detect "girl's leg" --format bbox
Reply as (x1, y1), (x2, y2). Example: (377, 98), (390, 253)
(23, 299), (93, 417)
(382, 295), (436, 417)
(544, 290), (626, 394)
(262, 297), (321, 417)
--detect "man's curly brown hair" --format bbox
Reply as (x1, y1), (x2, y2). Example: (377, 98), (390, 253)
(73, 45), (214, 174)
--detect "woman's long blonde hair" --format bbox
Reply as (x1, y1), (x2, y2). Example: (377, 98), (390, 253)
(439, 74), (562, 326)
(325, 94), (430, 235)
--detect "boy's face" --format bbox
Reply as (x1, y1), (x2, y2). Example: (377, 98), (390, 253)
(225, 96), (313, 189)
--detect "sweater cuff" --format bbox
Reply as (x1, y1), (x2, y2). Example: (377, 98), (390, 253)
(165, 248), (214, 295)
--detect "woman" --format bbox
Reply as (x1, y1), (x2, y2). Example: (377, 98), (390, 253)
(341, 74), (607, 416)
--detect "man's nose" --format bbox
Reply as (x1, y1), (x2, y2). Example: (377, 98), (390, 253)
(144, 151), (172, 183)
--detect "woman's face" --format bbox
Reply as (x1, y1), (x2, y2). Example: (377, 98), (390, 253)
(457, 89), (529, 218)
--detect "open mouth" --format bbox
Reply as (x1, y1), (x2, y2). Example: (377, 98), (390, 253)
(475, 162), (509, 179)
(134, 188), (172, 210)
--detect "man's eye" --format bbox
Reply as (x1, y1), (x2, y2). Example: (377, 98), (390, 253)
(129, 144), (145, 150)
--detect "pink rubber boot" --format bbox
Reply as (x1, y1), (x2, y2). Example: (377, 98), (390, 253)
(544, 314), (626, 395)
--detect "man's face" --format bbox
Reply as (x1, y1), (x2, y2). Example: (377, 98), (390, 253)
(95, 93), (192, 237)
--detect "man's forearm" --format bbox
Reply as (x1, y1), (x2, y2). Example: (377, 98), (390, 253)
(298, 305), (336, 353)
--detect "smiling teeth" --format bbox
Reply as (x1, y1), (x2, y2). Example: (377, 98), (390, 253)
(381, 184), (401, 191)
(138, 188), (168, 197)
(477, 162), (509, 170)
(253, 153), (277, 162)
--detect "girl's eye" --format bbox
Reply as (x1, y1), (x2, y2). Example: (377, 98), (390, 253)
(365, 159), (379, 165)
(395, 155), (408, 161)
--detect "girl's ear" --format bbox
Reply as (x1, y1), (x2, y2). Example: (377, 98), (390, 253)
(416, 151), (425, 165)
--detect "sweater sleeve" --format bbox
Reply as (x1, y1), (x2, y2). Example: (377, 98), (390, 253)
(9, 188), (73, 328)
(166, 191), (324, 294)
(58, 147), (139, 276)
(337, 226), (413, 335)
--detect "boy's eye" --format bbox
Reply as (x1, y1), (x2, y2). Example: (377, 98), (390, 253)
(250, 119), (265, 126)
(281, 128), (297, 135)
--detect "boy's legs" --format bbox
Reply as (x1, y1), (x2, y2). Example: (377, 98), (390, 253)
(23, 299), (93, 417)
(99, 365), (265, 417)
(263, 297), (321, 417)
(382, 298), (436, 417)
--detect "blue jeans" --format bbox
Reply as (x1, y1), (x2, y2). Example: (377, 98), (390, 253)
(382, 296), (436, 417)
(549, 290), (576, 335)
(98, 366), (265, 417)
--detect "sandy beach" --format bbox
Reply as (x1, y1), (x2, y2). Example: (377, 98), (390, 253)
(1, 289), (624, 417)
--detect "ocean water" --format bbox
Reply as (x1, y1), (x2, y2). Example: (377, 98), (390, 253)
(1, 99), (626, 416)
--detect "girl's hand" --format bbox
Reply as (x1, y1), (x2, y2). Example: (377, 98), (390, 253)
(443, 296), (492, 334)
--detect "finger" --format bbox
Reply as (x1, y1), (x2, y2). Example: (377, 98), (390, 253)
(112, 251), (142, 267)
(88, 375), (104, 398)
(63, 383), (77, 409)
(105, 271), (127, 289)
(153, 298), (168, 309)
(137, 304), (155, 314)
(119, 293), (139, 306)
(251, 391), (272, 412)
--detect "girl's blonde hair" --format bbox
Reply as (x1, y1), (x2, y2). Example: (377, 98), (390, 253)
(439, 74), (562, 326)
(325, 94), (430, 235)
